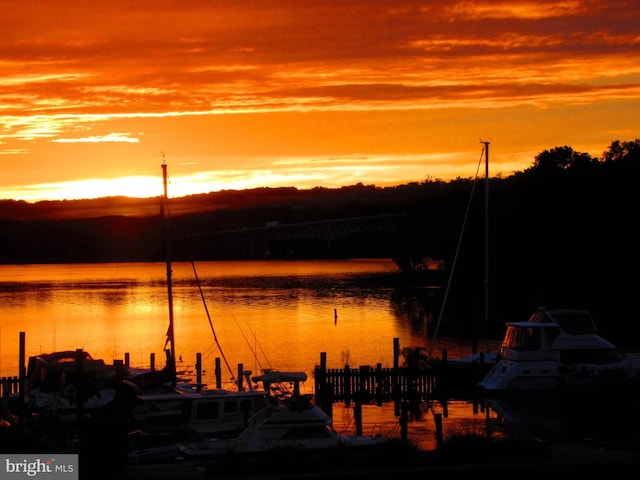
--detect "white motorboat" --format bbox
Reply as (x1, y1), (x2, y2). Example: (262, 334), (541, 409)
(129, 384), (268, 439)
(128, 370), (311, 439)
(210, 392), (387, 455)
(478, 307), (628, 393)
(128, 369), (324, 460)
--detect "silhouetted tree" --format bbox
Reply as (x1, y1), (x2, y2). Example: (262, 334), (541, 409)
(530, 146), (596, 172)
(400, 346), (431, 368)
(601, 139), (640, 169)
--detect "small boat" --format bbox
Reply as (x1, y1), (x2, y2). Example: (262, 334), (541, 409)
(128, 370), (373, 460)
(233, 370), (387, 453)
(23, 349), (173, 419)
(128, 370), (274, 440)
(235, 397), (385, 453)
(205, 391), (387, 455)
(477, 307), (629, 393)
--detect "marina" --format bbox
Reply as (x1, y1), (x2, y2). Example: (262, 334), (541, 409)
(2, 259), (640, 475)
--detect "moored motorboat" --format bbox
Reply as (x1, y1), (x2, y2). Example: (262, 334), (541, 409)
(127, 369), (375, 461)
(202, 391), (388, 456)
(478, 307), (628, 394)
(23, 349), (173, 420)
(127, 370), (274, 440)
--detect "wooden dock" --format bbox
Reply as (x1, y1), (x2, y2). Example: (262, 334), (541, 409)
(313, 338), (494, 416)
(1, 336), (491, 406)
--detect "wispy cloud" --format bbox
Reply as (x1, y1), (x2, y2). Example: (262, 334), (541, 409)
(53, 133), (140, 143)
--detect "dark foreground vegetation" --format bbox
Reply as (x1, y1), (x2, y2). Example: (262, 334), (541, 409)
(0, 140), (639, 347)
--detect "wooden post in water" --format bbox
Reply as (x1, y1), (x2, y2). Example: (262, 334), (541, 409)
(359, 365), (369, 404)
(375, 363), (383, 406)
(316, 352), (326, 400)
(434, 413), (443, 449)
(393, 338), (400, 416)
(196, 353), (202, 391)
(215, 358), (222, 389)
(150, 352), (155, 371)
(343, 364), (351, 407)
(400, 401), (408, 443)
(316, 353), (327, 395)
(18, 332), (25, 403)
(316, 352), (334, 417)
(237, 363), (244, 391)
(354, 400), (363, 436)
(323, 383), (333, 419)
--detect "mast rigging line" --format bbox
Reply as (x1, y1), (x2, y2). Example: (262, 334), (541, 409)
(230, 312), (277, 372)
(190, 259), (236, 382)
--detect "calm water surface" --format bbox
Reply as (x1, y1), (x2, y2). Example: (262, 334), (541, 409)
(0, 259), (466, 381)
(0, 259), (490, 449)
(2, 260), (637, 451)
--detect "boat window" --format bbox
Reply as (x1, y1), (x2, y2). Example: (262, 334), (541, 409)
(502, 327), (515, 348)
(523, 328), (540, 350)
(195, 401), (220, 420)
(241, 399), (258, 414)
(502, 326), (541, 350)
(223, 400), (238, 413)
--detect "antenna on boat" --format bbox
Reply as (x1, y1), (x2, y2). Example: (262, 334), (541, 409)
(161, 156), (177, 388)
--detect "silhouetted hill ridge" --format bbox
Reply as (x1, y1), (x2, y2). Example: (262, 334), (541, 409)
(0, 144), (638, 346)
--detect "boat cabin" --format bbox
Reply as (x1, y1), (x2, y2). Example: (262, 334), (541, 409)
(129, 389), (268, 438)
(480, 308), (627, 392)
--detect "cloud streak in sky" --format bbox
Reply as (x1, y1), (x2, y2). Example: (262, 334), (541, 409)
(1, 0), (639, 201)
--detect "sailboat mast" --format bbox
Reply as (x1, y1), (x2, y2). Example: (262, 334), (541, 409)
(481, 141), (490, 352)
(161, 161), (177, 387)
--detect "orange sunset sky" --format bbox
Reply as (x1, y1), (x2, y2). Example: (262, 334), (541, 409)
(2, 1), (639, 202)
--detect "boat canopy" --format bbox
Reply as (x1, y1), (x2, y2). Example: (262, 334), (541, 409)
(528, 308), (598, 334)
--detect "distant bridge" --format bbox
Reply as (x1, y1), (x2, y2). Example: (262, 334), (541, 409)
(213, 213), (405, 257)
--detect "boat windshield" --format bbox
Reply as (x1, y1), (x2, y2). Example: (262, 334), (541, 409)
(502, 325), (544, 351)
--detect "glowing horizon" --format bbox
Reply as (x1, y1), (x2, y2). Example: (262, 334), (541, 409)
(1, 1), (638, 202)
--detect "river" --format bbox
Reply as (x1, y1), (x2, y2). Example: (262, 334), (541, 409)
(2, 259), (636, 452)
(0, 259), (468, 380)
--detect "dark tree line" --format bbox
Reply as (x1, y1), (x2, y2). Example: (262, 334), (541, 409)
(0, 139), (638, 346)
